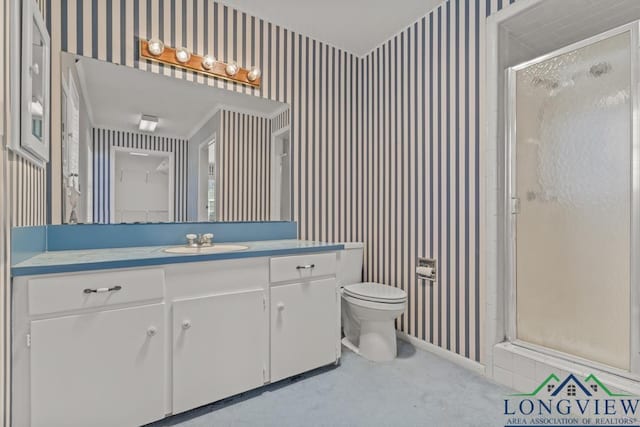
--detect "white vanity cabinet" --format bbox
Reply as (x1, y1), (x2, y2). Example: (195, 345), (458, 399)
(13, 268), (166, 427)
(269, 253), (341, 382)
(12, 250), (341, 426)
(30, 304), (165, 427)
(172, 290), (267, 413)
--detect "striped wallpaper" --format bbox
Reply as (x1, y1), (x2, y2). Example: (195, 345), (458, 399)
(361, 0), (484, 361)
(218, 110), (271, 221)
(362, 0), (519, 361)
(271, 107), (290, 134)
(8, 155), (47, 227)
(32, 0), (523, 363)
(91, 128), (189, 223)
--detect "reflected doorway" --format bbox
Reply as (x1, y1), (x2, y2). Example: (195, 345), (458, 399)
(198, 136), (217, 221)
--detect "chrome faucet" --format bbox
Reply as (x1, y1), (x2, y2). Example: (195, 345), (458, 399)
(185, 233), (214, 247)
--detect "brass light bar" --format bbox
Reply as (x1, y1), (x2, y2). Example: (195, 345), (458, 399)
(139, 39), (261, 88)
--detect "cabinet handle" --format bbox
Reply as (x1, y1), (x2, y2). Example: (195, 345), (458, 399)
(83, 285), (122, 294)
(182, 320), (192, 330)
(277, 302), (285, 311)
(147, 326), (157, 337)
(296, 264), (315, 270)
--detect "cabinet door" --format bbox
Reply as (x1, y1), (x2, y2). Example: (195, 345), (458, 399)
(173, 290), (267, 413)
(30, 304), (165, 427)
(271, 278), (338, 382)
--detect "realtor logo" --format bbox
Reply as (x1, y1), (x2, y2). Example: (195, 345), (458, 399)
(503, 373), (639, 426)
(511, 373), (631, 398)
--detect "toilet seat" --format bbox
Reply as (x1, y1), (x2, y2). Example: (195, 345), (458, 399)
(342, 282), (407, 303)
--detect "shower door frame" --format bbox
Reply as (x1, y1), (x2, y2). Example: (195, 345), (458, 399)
(505, 21), (640, 377)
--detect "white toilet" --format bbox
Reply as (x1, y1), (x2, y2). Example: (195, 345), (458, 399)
(338, 242), (407, 362)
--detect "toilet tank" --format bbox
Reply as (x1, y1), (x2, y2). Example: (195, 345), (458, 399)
(336, 242), (365, 286)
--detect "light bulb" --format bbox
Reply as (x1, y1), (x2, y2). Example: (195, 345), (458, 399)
(175, 47), (191, 63)
(202, 55), (216, 70)
(147, 38), (164, 56)
(225, 62), (239, 76)
(247, 67), (261, 82)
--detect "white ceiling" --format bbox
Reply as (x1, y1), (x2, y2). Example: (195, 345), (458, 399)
(74, 55), (286, 139)
(217, 0), (442, 57)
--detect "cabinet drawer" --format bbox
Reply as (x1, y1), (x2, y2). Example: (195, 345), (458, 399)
(270, 252), (337, 283)
(28, 269), (164, 316)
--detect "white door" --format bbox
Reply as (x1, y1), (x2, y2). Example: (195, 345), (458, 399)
(198, 138), (217, 221)
(112, 149), (174, 223)
(30, 304), (165, 427)
(172, 290), (267, 413)
(270, 278), (338, 382)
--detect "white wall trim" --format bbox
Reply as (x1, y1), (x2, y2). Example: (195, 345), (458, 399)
(397, 331), (486, 376)
(484, 0), (546, 379)
(75, 60), (96, 126)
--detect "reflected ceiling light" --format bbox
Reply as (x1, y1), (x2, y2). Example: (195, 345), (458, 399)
(175, 47), (191, 63)
(130, 152), (150, 157)
(247, 66), (261, 82)
(225, 61), (239, 76)
(202, 55), (216, 70)
(139, 115), (158, 132)
(148, 38), (164, 56)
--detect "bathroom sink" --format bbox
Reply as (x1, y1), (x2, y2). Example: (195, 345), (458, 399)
(163, 244), (249, 254)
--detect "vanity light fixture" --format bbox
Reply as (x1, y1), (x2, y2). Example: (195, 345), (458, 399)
(247, 67), (261, 82)
(147, 38), (165, 56)
(202, 55), (216, 70)
(175, 47), (191, 63)
(138, 115), (158, 132)
(129, 152), (150, 157)
(139, 39), (261, 88)
(225, 61), (239, 76)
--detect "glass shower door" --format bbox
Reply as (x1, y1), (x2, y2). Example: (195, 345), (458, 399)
(511, 30), (633, 370)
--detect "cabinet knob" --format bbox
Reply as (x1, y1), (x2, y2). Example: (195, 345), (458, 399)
(147, 326), (157, 337)
(182, 320), (192, 330)
(277, 302), (285, 311)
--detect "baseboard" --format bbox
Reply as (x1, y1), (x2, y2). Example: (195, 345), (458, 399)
(396, 331), (486, 376)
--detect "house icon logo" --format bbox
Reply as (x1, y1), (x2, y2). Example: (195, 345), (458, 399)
(504, 373), (639, 426)
(511, 373), (631, 398)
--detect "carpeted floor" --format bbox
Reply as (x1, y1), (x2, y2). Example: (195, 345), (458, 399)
(151, 340), (511, 427)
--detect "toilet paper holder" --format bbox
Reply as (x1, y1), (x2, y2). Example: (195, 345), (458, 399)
(417, 258), (437, 283)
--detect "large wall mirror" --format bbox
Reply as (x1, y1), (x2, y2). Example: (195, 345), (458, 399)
(57, 52), (292, 224)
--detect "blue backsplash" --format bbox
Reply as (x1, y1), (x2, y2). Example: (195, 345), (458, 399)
(11, 226), (47, 264)
(12, 222), (298, 262)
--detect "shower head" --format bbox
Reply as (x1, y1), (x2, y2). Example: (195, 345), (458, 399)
(589, 62), (611, 77)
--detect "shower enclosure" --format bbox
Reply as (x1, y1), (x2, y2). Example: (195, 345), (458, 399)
(506, 22), (640, 373)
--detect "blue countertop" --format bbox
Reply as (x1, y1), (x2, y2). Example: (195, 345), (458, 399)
(12, 240), (344, 276)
